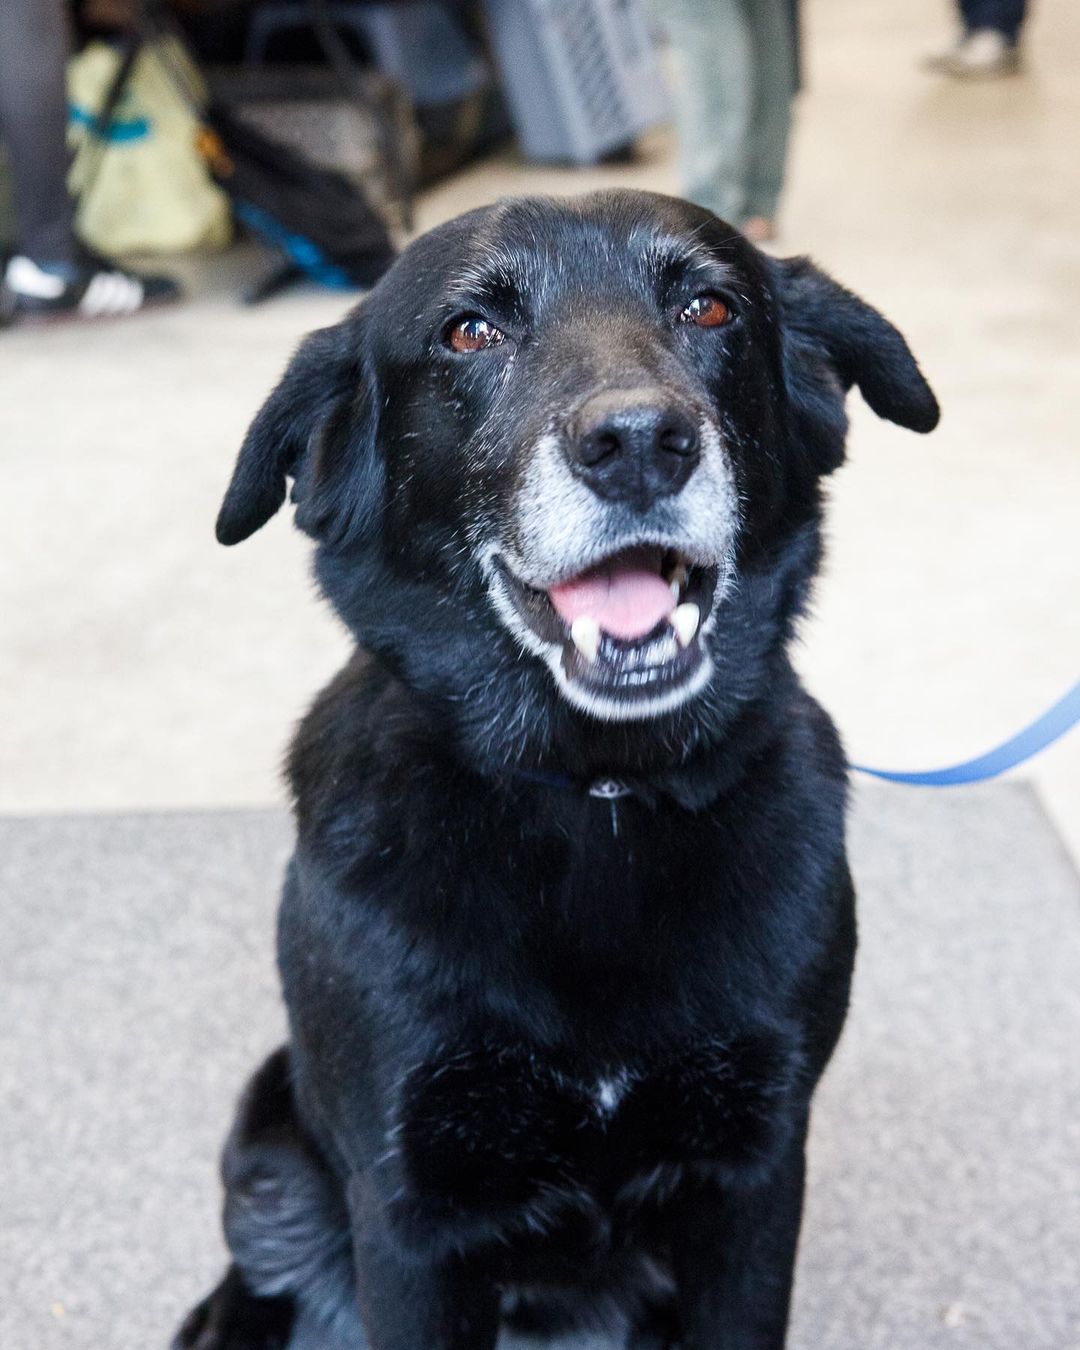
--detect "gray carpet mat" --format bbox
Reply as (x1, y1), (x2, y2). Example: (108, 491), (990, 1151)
(2, 782), (1078, 1350)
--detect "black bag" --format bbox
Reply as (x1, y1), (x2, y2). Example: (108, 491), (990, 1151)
(199, 101), (397, 291)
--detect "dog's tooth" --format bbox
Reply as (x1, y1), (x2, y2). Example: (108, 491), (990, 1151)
(670, 561), (689, 593)
(670, 602), (700, 648)
(570, 616), (601, 663)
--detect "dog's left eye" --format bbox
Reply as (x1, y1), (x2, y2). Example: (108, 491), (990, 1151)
(679, 295), (731, 328)
(445, 316), (506, 353)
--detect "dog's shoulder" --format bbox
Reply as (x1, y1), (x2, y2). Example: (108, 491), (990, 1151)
(287, 655), (435, 836)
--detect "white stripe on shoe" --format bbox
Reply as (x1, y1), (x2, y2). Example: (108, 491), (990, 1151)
(79, 271), (145, 317)
(5, 256), (66, 300)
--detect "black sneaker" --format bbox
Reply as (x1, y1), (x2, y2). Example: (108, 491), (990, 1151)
(3, 251), (181, 322)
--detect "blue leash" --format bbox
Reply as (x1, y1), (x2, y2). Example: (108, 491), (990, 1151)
(851, 678), (1080, 787)
(513, 678), (1080, 795)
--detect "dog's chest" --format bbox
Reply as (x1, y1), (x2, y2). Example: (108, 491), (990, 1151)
(396, 1030), (796, 1222)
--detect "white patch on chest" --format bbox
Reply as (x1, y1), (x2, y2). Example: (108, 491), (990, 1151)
(593, 1073), (630, 1117)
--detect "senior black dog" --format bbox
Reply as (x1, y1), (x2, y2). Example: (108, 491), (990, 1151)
(175, 191), (938, 1350)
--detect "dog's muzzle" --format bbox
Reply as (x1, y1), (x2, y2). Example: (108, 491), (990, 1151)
(483, 403), (738, 720)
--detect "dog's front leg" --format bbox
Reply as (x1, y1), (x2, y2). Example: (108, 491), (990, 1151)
(348, 1176), (500, 1350)
(668, 1133), (807, 1350)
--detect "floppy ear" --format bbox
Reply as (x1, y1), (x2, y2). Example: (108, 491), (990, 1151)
(216, 316), (380, 546)
(772, 257), (939, 472)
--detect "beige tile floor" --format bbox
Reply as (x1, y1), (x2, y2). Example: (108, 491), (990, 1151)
(1, 0), (1078, 860)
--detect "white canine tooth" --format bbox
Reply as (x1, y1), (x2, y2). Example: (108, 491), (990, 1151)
(667, 562), (689, 602)
(670, 602), (700, 649)
(570, 615), (601, 663)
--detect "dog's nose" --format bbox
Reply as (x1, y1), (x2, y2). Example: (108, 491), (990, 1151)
(570, 392), (700, 508)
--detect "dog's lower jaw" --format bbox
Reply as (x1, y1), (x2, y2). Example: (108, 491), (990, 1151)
(544, 642), (717, 722)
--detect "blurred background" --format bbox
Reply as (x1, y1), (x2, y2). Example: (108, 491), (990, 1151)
(2, 2), (1079, 1348)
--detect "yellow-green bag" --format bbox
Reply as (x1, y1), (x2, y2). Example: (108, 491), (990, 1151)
(68, 38), (232, 254)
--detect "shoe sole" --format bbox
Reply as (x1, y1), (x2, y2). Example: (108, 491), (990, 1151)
(8, 288), (181, 328)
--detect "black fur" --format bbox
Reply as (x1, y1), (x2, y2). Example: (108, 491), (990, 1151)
(175, 191), (937, 1350)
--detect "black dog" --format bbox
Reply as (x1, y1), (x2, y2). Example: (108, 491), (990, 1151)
(175, 191), (938, 1350)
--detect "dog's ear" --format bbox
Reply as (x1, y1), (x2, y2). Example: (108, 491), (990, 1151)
(216, 315), (380, 546)
(772, 257), (939, 473)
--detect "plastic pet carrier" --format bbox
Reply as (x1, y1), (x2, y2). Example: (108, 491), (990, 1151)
(482, 0), (668, 164)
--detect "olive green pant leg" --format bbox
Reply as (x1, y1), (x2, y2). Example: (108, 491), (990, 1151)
(651, 0), (796, 226)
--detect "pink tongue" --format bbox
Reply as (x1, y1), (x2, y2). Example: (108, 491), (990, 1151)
(548, 564), (674, 640)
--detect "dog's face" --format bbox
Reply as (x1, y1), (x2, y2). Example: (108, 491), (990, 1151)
(218, 192), (937, 766)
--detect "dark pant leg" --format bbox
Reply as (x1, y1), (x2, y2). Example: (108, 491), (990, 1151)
(959, 0), (1027, 42)
(743, 0), (797, 221)
(0, 0), (78, 263)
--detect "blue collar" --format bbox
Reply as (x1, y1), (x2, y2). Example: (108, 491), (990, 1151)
(507, 676), (1080, 800)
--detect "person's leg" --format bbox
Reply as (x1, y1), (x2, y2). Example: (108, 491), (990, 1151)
(0, 0), (180, 320)
(0, 0), (78, 265)
(960, 0), (1027, 42)
(928, 0), (1024, 76)
(652, 0), (755, 225)
(742, 0), (797, 229)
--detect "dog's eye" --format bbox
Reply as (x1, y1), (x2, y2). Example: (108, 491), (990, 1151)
(446, 316), (505, 353)
(680, 295), (731, 328)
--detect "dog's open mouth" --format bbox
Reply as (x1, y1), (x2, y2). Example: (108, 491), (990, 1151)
(492, 545), (719, 712)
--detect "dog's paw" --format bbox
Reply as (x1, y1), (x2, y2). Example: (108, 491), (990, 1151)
(172, 1266), (294, 1350)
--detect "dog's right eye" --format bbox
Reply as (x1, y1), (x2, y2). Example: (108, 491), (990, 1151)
(680, 294), (731, 328)
(445, 316), (505, 353)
